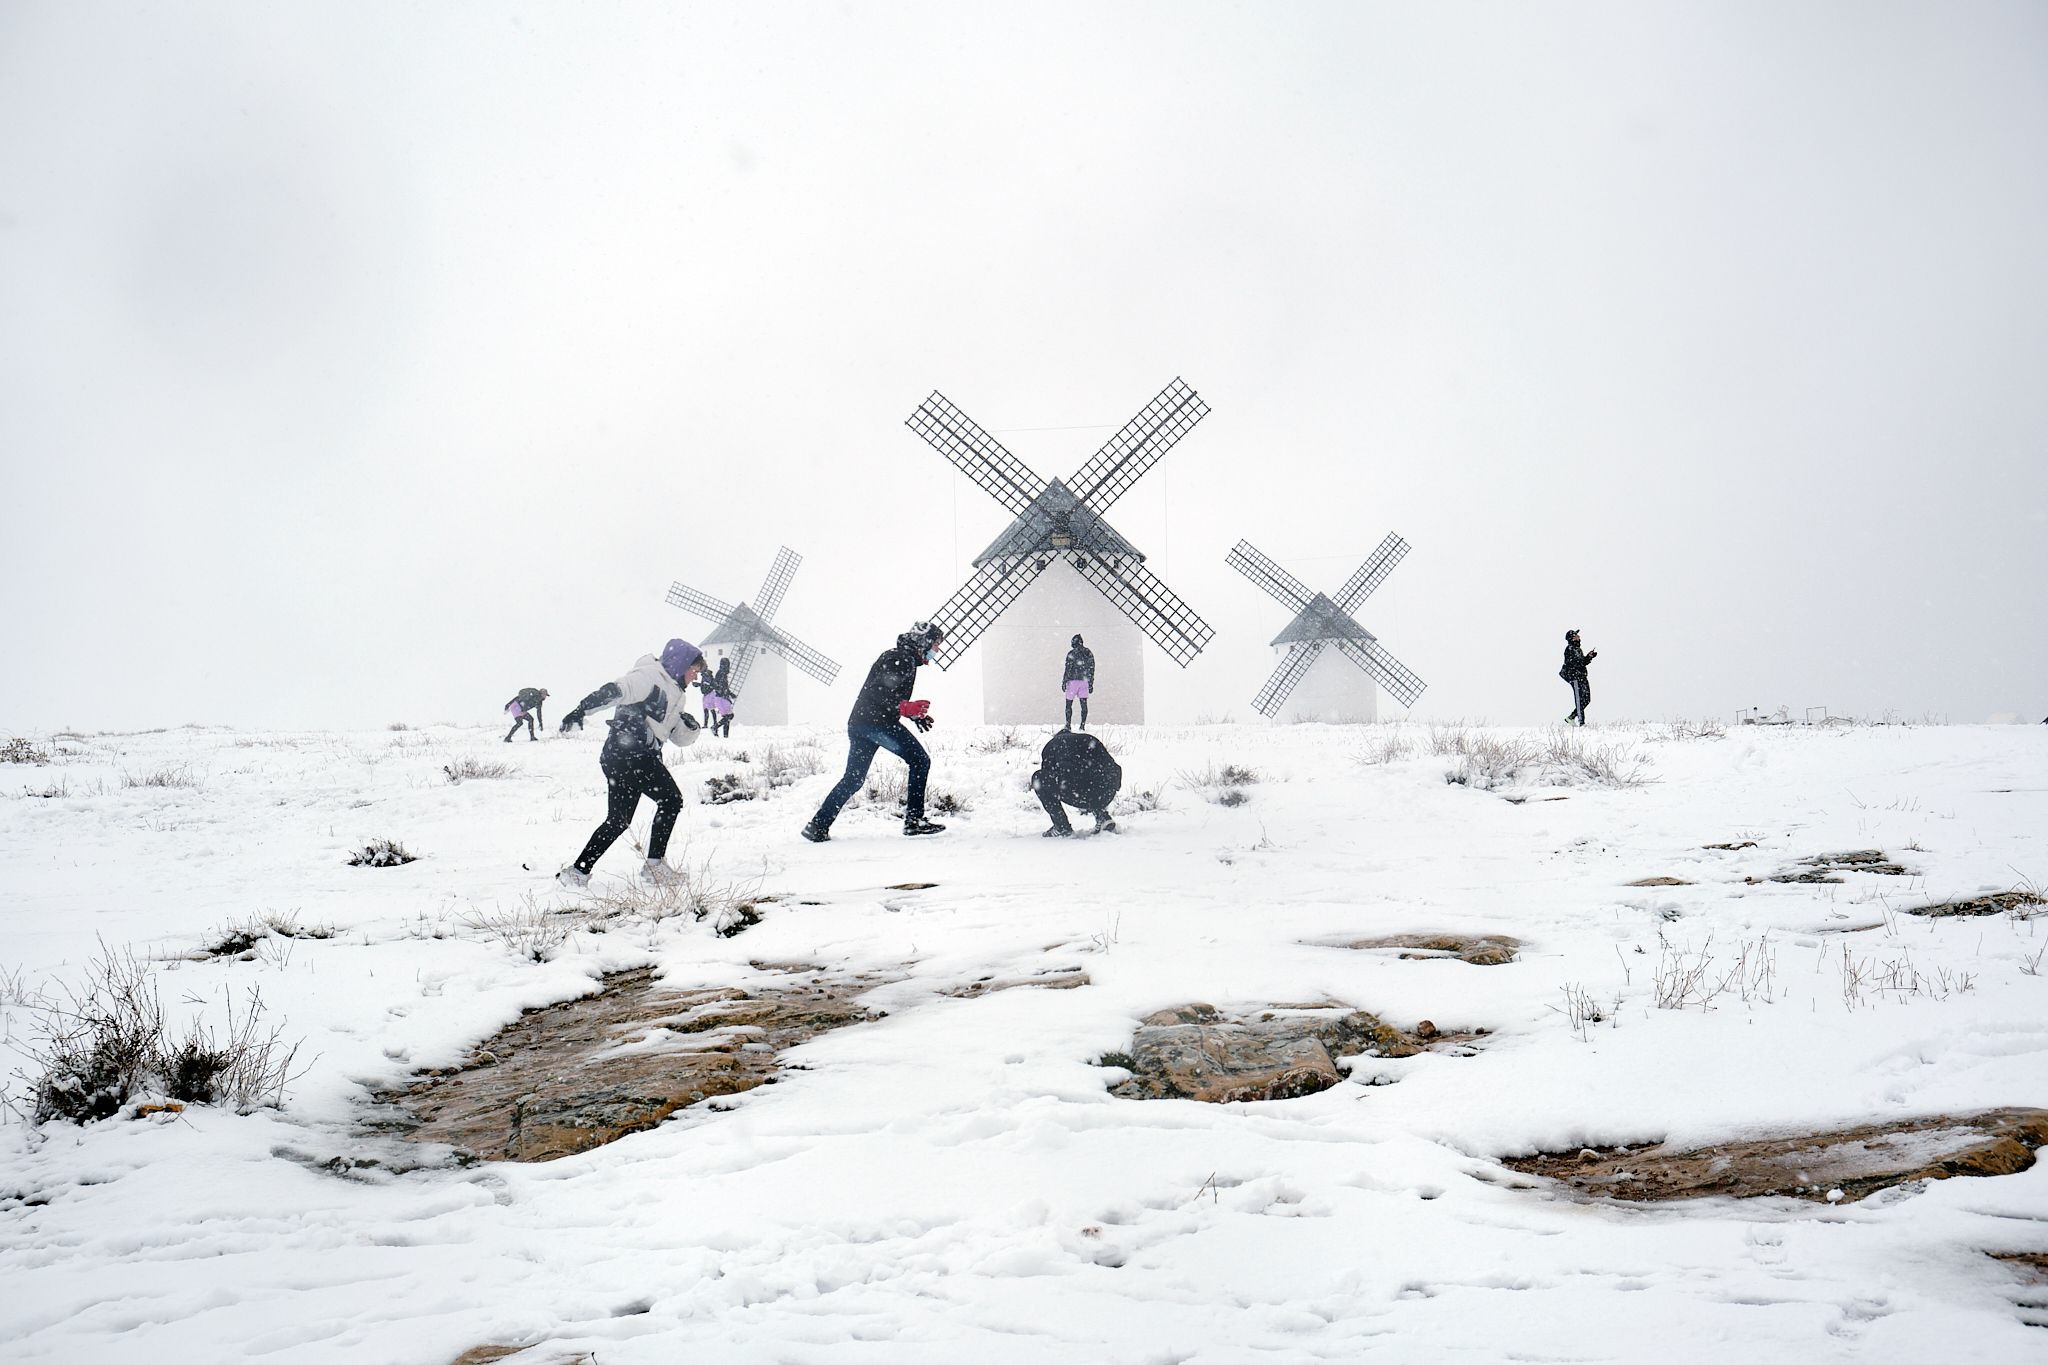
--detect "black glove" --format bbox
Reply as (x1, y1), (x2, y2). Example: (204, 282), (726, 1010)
(560, 709), (586, 732)
(680, 714), (699, 730)
(910, 713), (935, 733)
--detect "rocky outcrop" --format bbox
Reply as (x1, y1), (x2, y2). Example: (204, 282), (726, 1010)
(1108, 1002), (1480, 1103)
(1502, 1108), (2048, 1203)
(1332, 933), (1520, 966)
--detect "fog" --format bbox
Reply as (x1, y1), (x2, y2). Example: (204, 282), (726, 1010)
(4, 2), (2044, 732)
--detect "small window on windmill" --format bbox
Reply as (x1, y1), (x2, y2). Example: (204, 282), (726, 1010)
(1049, 513), (1075, 549)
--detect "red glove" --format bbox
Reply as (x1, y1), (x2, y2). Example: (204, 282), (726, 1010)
(898, 700), (931, 719)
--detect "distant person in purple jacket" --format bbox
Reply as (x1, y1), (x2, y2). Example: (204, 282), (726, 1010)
(503, 687), (549, 742)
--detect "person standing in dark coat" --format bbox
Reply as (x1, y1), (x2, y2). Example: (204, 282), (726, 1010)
(1031, 729), (1121, 837)
(802, 623), (947, 842)
(503, 687), (550, 742)
(1560, 629), (1598, 727)
(1062, 634), (1096, 730)
(554, 639), (704, 887)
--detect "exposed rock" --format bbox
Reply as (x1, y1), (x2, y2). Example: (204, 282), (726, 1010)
(1501, 1108), (2048, 1203)
(946, 966), (1090, 998)
(1337, 933), (1521, 966)
(1110, 1003), (1482, 1103)
(1768, 849), (1912, 883)
(374, 967), (881, 1162)
(887, 882), (939, 891)
(1704, 840), (1759, 851)
(1906, 890), (2047, 919)
(1626, 876), (1693, 887)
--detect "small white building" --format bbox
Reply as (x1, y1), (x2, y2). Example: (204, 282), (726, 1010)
(1267, 595), (1380, 725)
(701, 603), (792, 726)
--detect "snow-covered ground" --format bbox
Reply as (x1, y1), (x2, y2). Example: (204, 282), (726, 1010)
(2, 718), (2045, 1362)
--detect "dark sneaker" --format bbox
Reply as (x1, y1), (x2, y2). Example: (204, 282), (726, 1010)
(800, 823), (831, 844)
(1042, 826), (1073, 838)
(1094, 818), (1118, 834)
(903, 817), (946, 837)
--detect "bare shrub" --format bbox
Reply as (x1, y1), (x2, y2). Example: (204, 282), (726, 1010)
(1552, 982), (1605, 1041)
(460, 897), (569, 962)
(1212, 788), (1251, 808)
(2, 736), (51, 765)
(387, 721), (412, 731)
(1178, 761), (1260, 790)
(579, 858), (764, 938)
(1113, 787), (1166, 815)
(703, 772), (759, 804)
(971, 727), (1031, 754)
(199, 911), (336, 958)
(1359, 729), (1415, 765)
(755, 741), (826, 788)
(123, 764), (199, 789)
(1661, 717), (1727, 741)
(932, 791), (970, 816)
(443, 756), (514, 783)
(1426, 723), (1474, 756)
(19, 948), (304, 1123)
(347, 838), (417, 867)
(864, 766), (908, 809)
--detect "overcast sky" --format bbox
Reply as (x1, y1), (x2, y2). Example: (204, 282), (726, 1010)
(4, 1), (2044, 733)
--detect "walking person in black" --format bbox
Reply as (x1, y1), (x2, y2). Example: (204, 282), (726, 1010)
(554, 638), (704, 888)
(1560, 629), (1598, 727)
(802, 622), (947, 842)
(1062, 634), (1095, 730)
(503, 687), (550, 742)
(1031, 729), (1121, 837)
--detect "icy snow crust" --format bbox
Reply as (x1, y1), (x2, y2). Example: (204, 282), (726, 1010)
(2, 720), (2045, 1362)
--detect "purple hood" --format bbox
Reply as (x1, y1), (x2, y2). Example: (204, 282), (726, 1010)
(660, 638), (704, 682)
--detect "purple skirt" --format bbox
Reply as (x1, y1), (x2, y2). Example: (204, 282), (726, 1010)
(1063, 680), (1091, 700)
(705, 694), (734, 716)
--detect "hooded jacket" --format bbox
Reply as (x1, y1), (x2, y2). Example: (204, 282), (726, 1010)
(574, 646), (703, 757)
(1036, 730), (1122, 811)
(1062, 640), (1095, 686)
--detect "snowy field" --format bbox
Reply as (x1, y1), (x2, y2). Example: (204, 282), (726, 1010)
(2, 718), (2046, 1363)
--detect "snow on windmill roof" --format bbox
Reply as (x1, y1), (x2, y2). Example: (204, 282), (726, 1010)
(971, 479), (1145, 566)
(1270, 593), (1379, 647)
(702, 602), (776, 648)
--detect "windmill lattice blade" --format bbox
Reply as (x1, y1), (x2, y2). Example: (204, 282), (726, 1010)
(666, 582), (736, 625)
(1070, 553), (1214, 668)
(905, 393), (1046, 517)
(1334, 637), (1427, 709)
(1067, 378), (1210, 514)
(1224, 540), (1316, 614)
(926, 555), (1054, 669)
(753, 547), (801, 625)
(1251, 640), (1327, 717)
(725, 640), (761, 700)
(762, 625), (841, 686)
(1334, 533), (1411, 613)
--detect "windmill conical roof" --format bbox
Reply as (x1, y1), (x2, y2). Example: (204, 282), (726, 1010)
(972, 479), (1146, 566)
(1271, 593), (1378, 647)
(702, 602), (777, 648)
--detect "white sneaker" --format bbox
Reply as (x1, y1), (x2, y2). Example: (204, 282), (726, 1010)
(642, 859), (684, 887)
(555, 866), (590, 890)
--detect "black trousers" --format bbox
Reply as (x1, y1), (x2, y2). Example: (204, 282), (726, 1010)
(1063, 694), (1089, 729)
(572, 744), (682, 873)
(1033, 772), (1107, 834)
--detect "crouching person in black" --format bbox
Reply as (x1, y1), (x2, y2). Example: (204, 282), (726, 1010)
(1032, 729), (1121, 837)
(555, 638), (704, 887)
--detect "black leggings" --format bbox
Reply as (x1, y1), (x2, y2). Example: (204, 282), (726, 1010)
(572, 744), (682, 873)
(1064, 695), (1089, 729)
(505, 712), (538, 741)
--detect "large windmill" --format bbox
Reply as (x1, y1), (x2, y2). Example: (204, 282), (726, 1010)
(664, 547), (840, 727)
(1226, 535), (1426, 722)
(908, 379), (1215, 724)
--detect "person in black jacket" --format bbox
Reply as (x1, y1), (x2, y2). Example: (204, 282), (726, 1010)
(1032, 729), (1121, 836)
(1560, 629), (1598, 726)
(503, 687), (549, 742)
(1062, 634), (1096, 730)
(802, 622), (947, 842)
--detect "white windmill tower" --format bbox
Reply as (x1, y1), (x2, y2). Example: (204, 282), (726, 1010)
(906, 379), (1216, 724)
(1226, 535), (1426, 722)
(664, 547), (840, 727)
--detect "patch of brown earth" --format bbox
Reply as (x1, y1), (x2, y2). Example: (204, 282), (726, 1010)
(1502, 1108), (2048, 1203)
(947, 966), (1090, 998)
(374, 966), (884, 1162)
(1108, 1002), (1483, 1104)
(1338, 933), (1521, 966)
(1766, 849), (1912, 884)
(1908, 890), (2047, 919)
(1626, 876), (1693, 887)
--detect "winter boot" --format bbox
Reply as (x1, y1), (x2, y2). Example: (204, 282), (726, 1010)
(903, 816), (946, 837)
(555, 866), (591, 890)
(799, 822), (831, 844)
(1042, 826), (1073, 838)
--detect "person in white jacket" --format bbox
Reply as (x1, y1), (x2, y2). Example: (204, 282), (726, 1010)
(555, 638), (705, 887)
